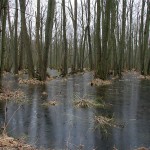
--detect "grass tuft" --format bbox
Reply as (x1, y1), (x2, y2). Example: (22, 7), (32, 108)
(42, 100), (58, 107)
(91, 78), (112, 86)
(73, 95), (104, 108)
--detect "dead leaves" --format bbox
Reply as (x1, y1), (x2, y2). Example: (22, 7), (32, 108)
(18, 78), (45, 85)
(42, 100), (58, 107)
(0, 134), (36, 150)
(135, 147), (150, 150)
(91, 78), (112, 86)
(137, 75), (150, 80)
(0, 89), (26, 103)
(18, 77), (53, 85)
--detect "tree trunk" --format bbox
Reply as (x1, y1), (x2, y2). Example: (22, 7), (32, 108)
(41, 0), (55, 80)
(96, 0), (111, 80)
(95, 0), (101, 77)
(14, 0), (18, 74)
(128, 0), (134, 70)
(139, 0), (145, 75)
(36, 0), (43, 79)
(61, 0), (68, 76)
(143, 0), (150, 75)
(87, 0), (93, 70)
(72, 0), (77, 73)
(19, 0), (34, 78)
(118, 0), (126, 77)
(0, 0), (8, 89)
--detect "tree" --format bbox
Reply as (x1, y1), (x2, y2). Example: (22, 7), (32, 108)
(95, 0), (111, 80)
(118, 0), (126, 77)
(61, 0), (68, 76)
(128, 0), (134, 70)
(14, 0), (18, 74)
(87, 0), (93, 70)
(72, 0), (77, 73)
(143, 0), (150, 75)
(110, 0), (118, 76)
(35, 0), (43, 79)
(41, 0), (55, 80)
(95, 0), (101, 77)
(0, 0), (8, 89)
(19, 0), (35, 78)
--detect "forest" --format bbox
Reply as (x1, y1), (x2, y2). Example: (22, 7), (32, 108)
(0, 0), (150, 149)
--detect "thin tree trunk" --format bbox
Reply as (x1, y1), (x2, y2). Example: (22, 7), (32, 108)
(139, 0), (145, 75)
(95, 0), (101, 77)
(128, 0), (134, 70)
(72, 0), (77, 73)
(87, 0), (93, 70)
(14, 0), (18, 74)
(0, 0), (8, 89)
(62, 0), (68, 76)
(119, 0), (126, 77)
(143, 0), (150, 75)
(36, 0), (43, 79)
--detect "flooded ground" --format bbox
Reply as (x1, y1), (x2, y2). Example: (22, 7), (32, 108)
(0, 71), (150, 150)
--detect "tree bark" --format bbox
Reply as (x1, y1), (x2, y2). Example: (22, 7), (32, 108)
(19, 0), (34, 78)
(14, 0), (18, 74)
(61, 0), (68, 76)
(118, 0), (126, 77)
(41, 0), (55, 80)
(72, 0), (77, 73)
(87, 0), (93, 70)
(0, 0), (8, 89)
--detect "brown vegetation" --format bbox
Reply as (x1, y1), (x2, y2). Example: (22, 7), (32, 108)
(135, 147), (149, 150)
(73, 95), (104, 108)
(0, 89), (26, 103)
(91, 78), (112, 86)
(18, 77), (53, 85)
(42, 100), (58, 107)
(137, 75), (150, 80)
(74, 99), (104, 108)
(0, 134), (36, 150)
(19, 78), (45, 85)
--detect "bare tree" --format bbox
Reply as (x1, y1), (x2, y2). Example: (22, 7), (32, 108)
(35, 0), (43, 79)
(0, 0), (8, 89)
(14, 0), (18, 74)
(87, 0), (93, 70)
(19, 0), (35, 78)
(118, 0), (126, 77)
(61, 0), (68, 76)
(41, 0), (55, 80)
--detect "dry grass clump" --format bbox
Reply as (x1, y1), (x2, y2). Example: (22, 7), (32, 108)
(94, 115), (124, 134)
(0, 89), (26, 103)
(91, 78), (112, 86)
(19, 76), (54, 85)
(19, 78), (45, 85)
(74, 95), (104, 108)
(74, 100), (104, 108)
(135, 147), (149, 150)
(94, 115), (123, 134)
(0, 134), (36, 150)
(42, 100), (58, 107)
(74, 99), (91, 108)
(137, 75), (150, 80)
(95, 116), (116, 128)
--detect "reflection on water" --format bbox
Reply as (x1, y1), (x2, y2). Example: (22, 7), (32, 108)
(0, 72), (150, 149)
